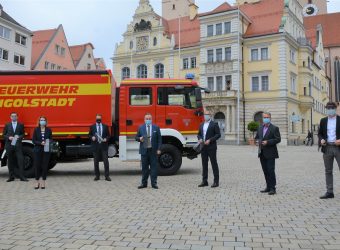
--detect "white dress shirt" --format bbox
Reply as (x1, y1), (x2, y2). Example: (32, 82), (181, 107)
(12, 122), (17, 132)
(327, 116), (337, 142)
(203, 120), (211, 141)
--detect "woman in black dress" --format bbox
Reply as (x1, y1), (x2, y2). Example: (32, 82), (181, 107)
(32, 116), (52, 189)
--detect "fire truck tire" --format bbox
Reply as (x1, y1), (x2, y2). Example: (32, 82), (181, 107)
(48, 156), (58, 170)
(14, 146), (35, 178)
(158, 144), (182, 176)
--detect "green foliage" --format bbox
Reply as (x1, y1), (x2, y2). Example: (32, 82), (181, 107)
(247, 121), (259, 132)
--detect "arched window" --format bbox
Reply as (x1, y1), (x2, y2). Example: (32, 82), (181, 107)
(153, 37), (157, 46)
(154, 63), (164, 78)
(137, 64), (148, 78)
(121, 67), (130, 80)
(254, 111), (263, 124)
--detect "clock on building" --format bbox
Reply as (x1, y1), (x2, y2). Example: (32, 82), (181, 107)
(136, 36), (149, 51)
(303, 3), (319, 16)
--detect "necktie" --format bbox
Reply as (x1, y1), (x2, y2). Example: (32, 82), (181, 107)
(147, 125), (151, 148)
(98, 124), (102, 137)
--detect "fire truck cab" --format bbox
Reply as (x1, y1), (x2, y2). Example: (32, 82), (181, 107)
(117, 77), (204, 175)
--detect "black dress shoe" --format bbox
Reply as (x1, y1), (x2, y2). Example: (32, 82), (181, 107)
(152, 185), (159, 189)
(320, 192), (334, 199)
(6, 178), (15, 182)
(138, 185), (147, 189)
(20, 178), (28, 182)
(105, 177), (111, 181)
(260, 188), (270, 193)
(268, 190), (276, 195)
(198, 182), (208, 187)
(211, 183), (219, 188)
(94, 177), (100, 181)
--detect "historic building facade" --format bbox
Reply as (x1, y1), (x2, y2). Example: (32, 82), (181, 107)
(112, 0), (330, 145)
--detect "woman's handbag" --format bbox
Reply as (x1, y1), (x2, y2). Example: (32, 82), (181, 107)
(193, 141), (203, 153)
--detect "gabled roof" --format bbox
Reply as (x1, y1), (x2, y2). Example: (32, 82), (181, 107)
(304, 12), (340, 48)
(199, 2), (237, 17)
(69, 43), (94, 67)
(240, 0), (284, 38)
(0, 4), (31, 33)
(31, 28), (57, 68)
(164, 16), (200, 49)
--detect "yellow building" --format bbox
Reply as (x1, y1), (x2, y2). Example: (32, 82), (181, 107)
(112, 0), (330, 145)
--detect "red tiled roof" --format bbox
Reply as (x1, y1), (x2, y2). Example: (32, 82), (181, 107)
(304, 12), (340, 48)
(199, 2), (236, 17)
(165, 16), (200, 49)
(240, 0), (284, 38)
(305, 28), (317, 48)
(31, 29), (57, 68)
(69, 43), (94, 67)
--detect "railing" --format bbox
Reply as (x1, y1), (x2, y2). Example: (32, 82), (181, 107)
(203, 90), (237, 98)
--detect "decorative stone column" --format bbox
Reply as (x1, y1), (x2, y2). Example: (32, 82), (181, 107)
(231, 105), (236, 132)
(226, 105), (231, 133)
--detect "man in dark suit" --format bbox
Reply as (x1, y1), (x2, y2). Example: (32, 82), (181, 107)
(318, 102), (340, 199)
(89, 114), (111, 181)
(197, 110), (221, 188)
(2, 112), (28, 182)
(255, 112), (281, 195)
(135, 113), (162, 189)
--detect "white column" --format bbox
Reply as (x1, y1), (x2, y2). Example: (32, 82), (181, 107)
(226, 105), (231, 133)
(231, 105), (236, 132)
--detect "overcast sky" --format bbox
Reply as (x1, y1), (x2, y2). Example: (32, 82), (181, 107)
(2, 0), (340, 68)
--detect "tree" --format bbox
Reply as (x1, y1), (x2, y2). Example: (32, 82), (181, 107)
(247, 121), (260, 139)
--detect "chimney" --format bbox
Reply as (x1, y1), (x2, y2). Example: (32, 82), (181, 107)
(189, 3), (198, 20)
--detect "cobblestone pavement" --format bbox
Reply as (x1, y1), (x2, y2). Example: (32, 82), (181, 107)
(0, 145), (340, 250)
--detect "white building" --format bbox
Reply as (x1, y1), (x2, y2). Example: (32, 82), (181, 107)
(0, 4), (32, 70)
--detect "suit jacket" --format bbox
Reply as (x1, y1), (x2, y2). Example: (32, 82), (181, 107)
(89, 123), (110, 151)
(135, 124), (162, 156)
(2, 122), (25, 149)
(197, 120), (221, 151)
(32, 127), (53, 152)
(318, 116), (340, 153)
(255, 123), (281, 159)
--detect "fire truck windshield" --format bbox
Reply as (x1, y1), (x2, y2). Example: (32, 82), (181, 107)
(157, 87), (199, 109)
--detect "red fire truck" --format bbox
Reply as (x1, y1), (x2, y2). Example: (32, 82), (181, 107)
(0, 70), (205, 177)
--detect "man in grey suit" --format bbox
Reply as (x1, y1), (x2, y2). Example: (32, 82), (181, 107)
(2, 112), (28, 182)
(255, 112), (281, 195)
(135, 113), (162, 189)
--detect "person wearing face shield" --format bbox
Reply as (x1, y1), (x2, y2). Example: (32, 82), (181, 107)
(318, 102), (340, 199)
(197, 110), (221, 188)
(89, 114), (111, 182)
(255, 112), (281, 195)
(32, 116), (52, 189)
(135, 113), (162, 189)
(2, 112), (27, 182)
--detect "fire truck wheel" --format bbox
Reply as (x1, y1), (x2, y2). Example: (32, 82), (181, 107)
(14, 146), (35, 178)
(158, 144), (182, 176)
(48, 156), (58, 170)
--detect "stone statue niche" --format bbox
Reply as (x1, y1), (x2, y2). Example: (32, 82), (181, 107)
(134, 19), (152, 32)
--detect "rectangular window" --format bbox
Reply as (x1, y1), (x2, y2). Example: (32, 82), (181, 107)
(216, 48), (222, 62)
(0, 25), (11, 39)
(55, 45), (60, 55)
(251, 49), (258, 61)
(14, 54), (25, 65)
(216, 76), (223, 91)
(290, 49), (296, 63)
(207, 50), (214, 63)
(207, 77), (214, 91)
(15, 33), (27, 46)
(225, 75), (232, 90)
(261, 48), (268, 60)
(0, 48), (9, 61)
(183, 58), (189, 69)
(87, 63), (91, 70)
(207, 25), (214, 37)
(261, 76), (269, 91)
(61, 47), (65, 56)
(57, 65), (61, 70)
(225, 47), (231, 61)
(251, 76), (259, 91)
(291, 75), (296, 93)
(44, 61), (49, 69)
(224, 22), (231, 34)
(216, 23), (222, 35)
(51, 63), (55, 70)
(191, 57), (196, 68)
(129, 87), (152, 106)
